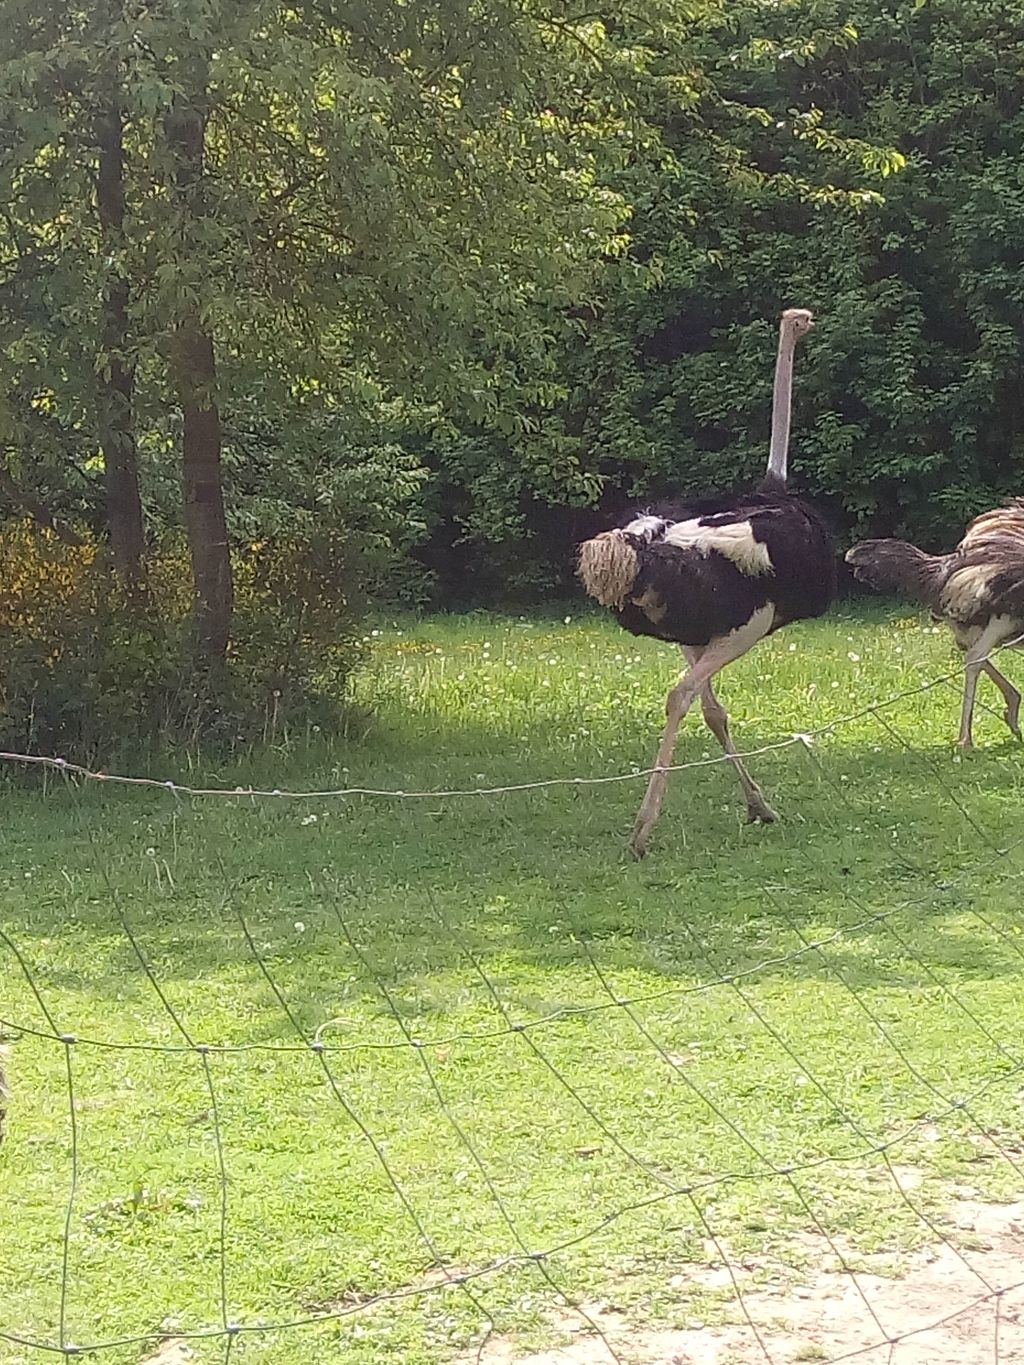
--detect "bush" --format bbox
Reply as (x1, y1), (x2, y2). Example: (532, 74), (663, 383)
(0, 520), (365, 757)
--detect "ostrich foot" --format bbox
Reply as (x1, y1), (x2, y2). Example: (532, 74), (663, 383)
(628, 775), (667, 859)
(627, 832), (649, 862)
(628, 809), (658, 861)
(746, 798), (778, 824)
(1004, 701), (1022, 741)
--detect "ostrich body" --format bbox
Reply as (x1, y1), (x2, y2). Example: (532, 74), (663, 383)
(846, 503), (1024, 748)
(577, 308), (835, 857)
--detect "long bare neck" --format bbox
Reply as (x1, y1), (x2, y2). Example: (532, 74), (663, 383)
(767, 327), (797, 485)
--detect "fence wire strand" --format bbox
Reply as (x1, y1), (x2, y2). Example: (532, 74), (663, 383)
(0, 637), (1018, 804)
(324, 881), (621, 1363)
(230, 884), (503, 1361)
(2, 643), (1024, 1362)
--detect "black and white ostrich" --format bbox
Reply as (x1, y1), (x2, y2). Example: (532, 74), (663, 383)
(577, 308), (835, 857)
(846, 505), (1024, 748)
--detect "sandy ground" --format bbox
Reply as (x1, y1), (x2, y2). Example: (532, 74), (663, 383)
(463, 1194), (1024, 1365)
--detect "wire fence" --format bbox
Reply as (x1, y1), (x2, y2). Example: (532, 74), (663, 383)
(0, 644), (1012, 801)
(2, 648), (1024, 1364)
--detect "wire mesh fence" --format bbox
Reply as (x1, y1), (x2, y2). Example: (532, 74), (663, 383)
(2, 647), (1024, 1365)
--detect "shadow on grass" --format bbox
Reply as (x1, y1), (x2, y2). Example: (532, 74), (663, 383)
(3, 714), (1024, 1056)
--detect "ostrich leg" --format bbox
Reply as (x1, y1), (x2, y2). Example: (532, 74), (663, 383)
(958, 619), (1015, 749)
(684, 648), (778, 823)
(630, 609), (773, 858)
(982, 661), (1022, 740)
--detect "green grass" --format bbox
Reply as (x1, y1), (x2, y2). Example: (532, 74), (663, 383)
(3, 603), (1024, 1364)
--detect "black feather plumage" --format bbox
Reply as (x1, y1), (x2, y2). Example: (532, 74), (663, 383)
(615, 492), (835, 647)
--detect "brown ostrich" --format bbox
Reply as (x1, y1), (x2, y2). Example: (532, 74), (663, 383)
(847, 503), (1024, 748)
(577, 308), (835, 857)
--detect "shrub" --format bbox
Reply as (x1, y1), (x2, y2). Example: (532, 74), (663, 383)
(0, 520), (365, 757)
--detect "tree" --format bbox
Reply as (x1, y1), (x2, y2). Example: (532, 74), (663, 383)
(404, 4), (907, 599)
(407, 0), (1024, 603)
(95, 50), (147, 585)
(2, 0), (645, 661)
(0, 1), (148, 576)
(161, 57), (233, 661)
(2, 0), (943, 636)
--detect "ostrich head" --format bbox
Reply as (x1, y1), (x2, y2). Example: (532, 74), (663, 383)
(766, 307), (815, 486)
(781, 307), (815, 338)
(844, 539), (897, 585)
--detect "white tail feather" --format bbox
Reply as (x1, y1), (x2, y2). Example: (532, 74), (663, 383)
(577, 531), (640, 609)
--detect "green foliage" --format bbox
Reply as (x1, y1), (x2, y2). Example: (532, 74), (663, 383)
(0, 0), (661, 638)
(0, 521), (365, 753)
(413, 0), (1024, 600)
(0, 0), (635, 500)
(6, 0), (1024, 616)
(221, 391), (432, 593)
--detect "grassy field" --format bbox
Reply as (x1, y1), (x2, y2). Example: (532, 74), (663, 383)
(2, 604), (1024, 1364)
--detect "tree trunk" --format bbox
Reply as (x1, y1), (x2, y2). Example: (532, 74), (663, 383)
(165, 87), (233, 665)
(178, 324), (232, 662)
(95, 97), (146, 585)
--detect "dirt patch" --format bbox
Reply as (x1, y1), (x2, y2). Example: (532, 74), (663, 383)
(462, 1197), (1024, 1365)
(140, 1340), (194, 1365)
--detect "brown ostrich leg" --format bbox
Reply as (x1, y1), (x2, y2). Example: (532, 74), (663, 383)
(981, 660), (1022, 739)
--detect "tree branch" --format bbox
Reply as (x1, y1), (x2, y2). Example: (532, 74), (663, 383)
(0, 466), (84, 544)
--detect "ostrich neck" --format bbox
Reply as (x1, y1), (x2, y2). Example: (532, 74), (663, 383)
(767, 329), (797, 485)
